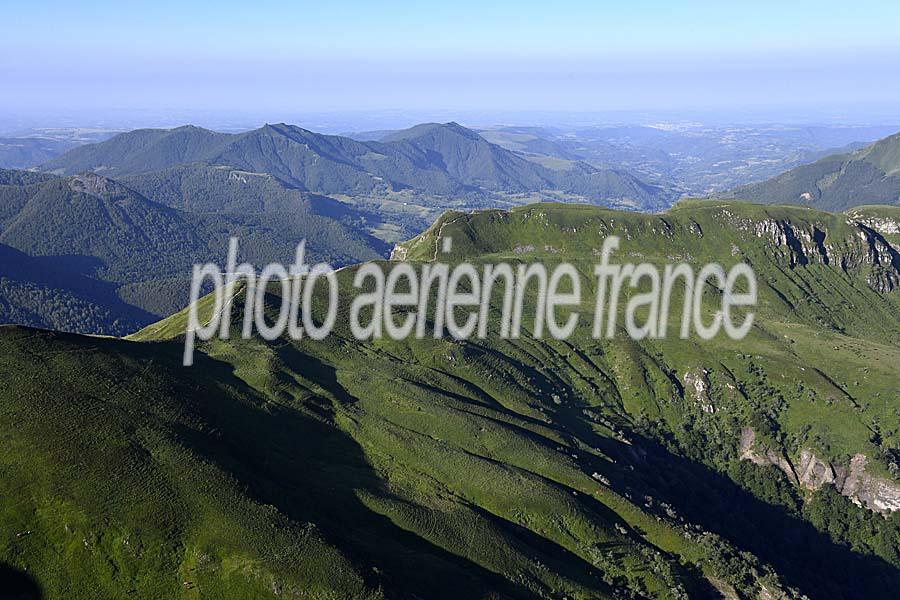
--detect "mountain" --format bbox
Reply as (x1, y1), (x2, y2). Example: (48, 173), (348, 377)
(3, 202), (900, 598)
(42, 122), (675, 209)
(117, 162), (374, 218)
(724, 132), (900, 211)
(40, 125), (234, 176)
(0, 169), (386, 334)
(383, 122), (668, 206)
(382, 121), (558, 191)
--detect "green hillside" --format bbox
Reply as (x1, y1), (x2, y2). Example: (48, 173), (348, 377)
(40, 125), (234, 176)
(383, 122), (662, 204)
(3, 202), (900, 598)
(724, 132), (900, 211)
(0, 242), (156, 334)
(0, 170), (386, 334)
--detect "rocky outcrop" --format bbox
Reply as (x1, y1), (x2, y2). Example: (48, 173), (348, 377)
(389, 245), (408, 261)
(739, 428), (798, 483)
(69, 171), (118, 197)
(797, 450), (900, 512)
(852, 225), (900, 292)
(723, 213), (900, 292)
(845, 212), (900, 236)
(740, 428), (900, 513)
(795, 449), (836, 490)
(683, 368), (715, 413)
(730, 217), (831, 267)
(837, 454), (900, 513)
(758, 583), (794, 600)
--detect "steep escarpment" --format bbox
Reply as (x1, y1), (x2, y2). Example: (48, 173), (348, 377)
(717, 205), (900, 292)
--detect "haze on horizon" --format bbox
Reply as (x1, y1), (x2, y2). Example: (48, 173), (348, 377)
(3, 0), (900, 125)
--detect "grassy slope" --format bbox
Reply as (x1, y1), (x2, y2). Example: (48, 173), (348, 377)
(724, 133), (900, 211)
(3, 201), (900, 598)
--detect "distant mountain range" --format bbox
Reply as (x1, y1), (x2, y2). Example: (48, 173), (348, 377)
(8, 121), (675, 336)
(724, 132), (900, 211)
(42, 122), (675, 209)
(11, 122), (897, 200)
(475, 124), (898, 194)
(17, 121), (675, 335)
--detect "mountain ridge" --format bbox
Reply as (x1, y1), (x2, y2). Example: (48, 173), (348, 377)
(723, 131), (900, 211)
(42, 122), (675, 208)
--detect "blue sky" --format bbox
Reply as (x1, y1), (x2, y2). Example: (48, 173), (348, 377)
(3, 0), (900, 118)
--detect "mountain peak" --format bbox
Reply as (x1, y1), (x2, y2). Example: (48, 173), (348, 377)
(381, 121), (483, 143)
(256, 122), (319, 140)
(170, 124), (209, 133)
